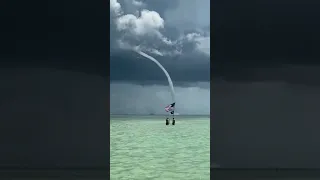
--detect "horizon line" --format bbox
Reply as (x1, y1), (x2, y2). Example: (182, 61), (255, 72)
(110, 114), (210, 116)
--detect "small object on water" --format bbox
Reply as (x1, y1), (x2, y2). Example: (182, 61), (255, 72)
(166, 118), (169, 125)
(172, 119), (175, 125)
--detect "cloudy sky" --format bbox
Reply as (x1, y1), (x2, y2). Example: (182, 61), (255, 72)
(110, 0), (210, 115)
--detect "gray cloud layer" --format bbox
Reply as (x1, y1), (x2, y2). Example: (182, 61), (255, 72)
(110, 51), (210, 84)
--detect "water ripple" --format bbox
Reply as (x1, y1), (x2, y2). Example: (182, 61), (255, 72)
(111, 117), (210, 180)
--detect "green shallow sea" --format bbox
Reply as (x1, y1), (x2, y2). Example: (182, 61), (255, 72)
(110, 115), (210, 180)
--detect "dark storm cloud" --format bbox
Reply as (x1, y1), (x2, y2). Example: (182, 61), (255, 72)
(110, 0), (210, 85)
(110, 50), (209, 84)
(211, 80), (320, 168)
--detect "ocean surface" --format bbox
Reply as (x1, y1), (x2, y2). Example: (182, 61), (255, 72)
(110, 115), (210, 180)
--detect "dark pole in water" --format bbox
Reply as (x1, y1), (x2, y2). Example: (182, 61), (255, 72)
(172, 111), (175, 125)
(165, 117), (169, 125)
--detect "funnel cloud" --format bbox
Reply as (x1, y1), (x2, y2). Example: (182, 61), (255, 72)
(110, 0), (210, 115)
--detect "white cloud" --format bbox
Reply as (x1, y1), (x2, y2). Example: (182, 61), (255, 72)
(110, 0), (210, 57)
(163, 0), (210, 56)
(110, 82), (210, 115)
(116, 10), (164, 37)
(149, 49), (164, 56)
(142, 47), (181, 56)
(195, 36), (210, 56)
(110, 0), (122, 16)
(185, 33), (210, 56)
(110, 0), (176, 55)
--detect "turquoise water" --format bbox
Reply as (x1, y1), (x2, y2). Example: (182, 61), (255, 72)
(110, 115), (210, 180)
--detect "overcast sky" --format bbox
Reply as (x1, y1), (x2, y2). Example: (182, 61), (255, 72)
(110, 0), (210, 115)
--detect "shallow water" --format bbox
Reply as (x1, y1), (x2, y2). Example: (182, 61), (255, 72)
(110, 116), (210, 180)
